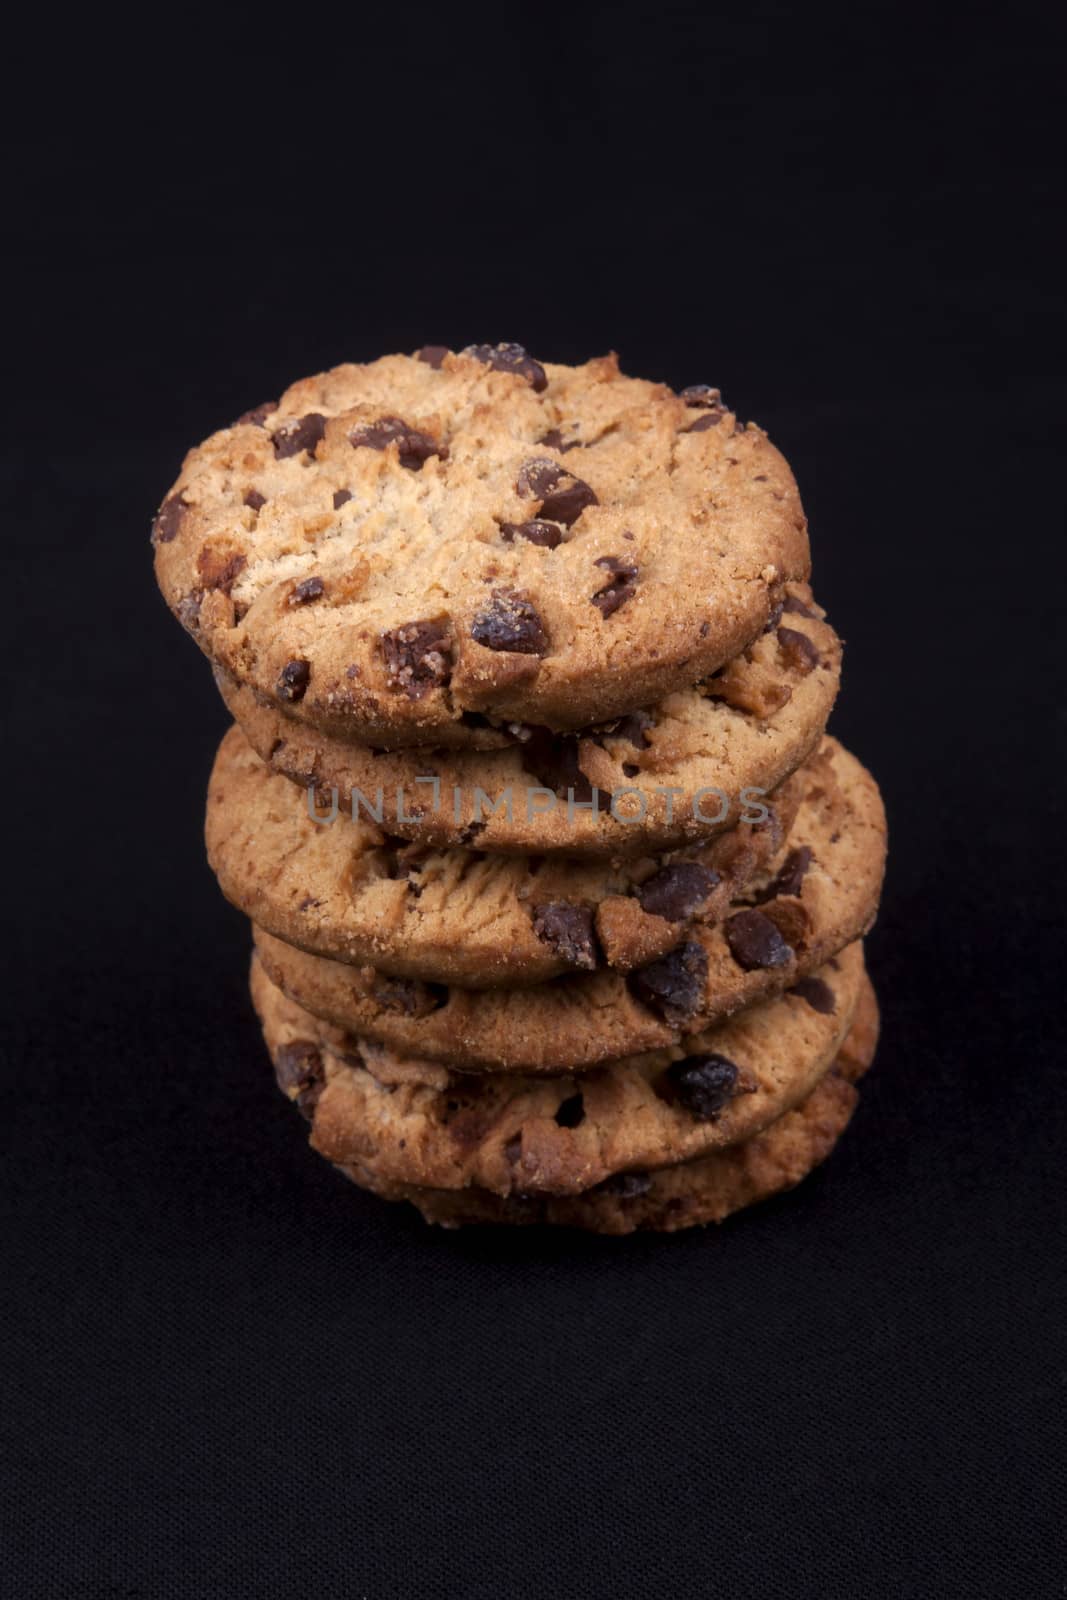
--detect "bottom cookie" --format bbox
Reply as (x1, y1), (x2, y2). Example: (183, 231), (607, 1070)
(331, 977), (879, 1235)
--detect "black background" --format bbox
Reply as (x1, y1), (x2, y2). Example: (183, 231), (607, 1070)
(4, 6), (1065, 1596)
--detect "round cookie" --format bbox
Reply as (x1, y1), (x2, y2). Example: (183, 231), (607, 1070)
(216, 584), (840, 857)
(253, 738), (887, 1074)
(207, 722), (806, 986)
(152, 349), (810, 748)
(254, 943), (867, 1198)
(340, 976), (879, 1232)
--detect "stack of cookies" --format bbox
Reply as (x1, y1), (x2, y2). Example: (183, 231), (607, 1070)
(152, 344), (887, 1235)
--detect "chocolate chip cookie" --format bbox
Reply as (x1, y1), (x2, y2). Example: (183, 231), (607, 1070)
(215, 583), (839, 856)
(207, 722), (807, 986)
(255, 938), (867, 1197)
(252, 737), (887, 1074)
(336, 974), (879, 1231)
(153, 349), (810, 748)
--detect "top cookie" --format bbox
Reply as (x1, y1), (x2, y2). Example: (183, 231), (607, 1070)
(152, 347), (810, 748)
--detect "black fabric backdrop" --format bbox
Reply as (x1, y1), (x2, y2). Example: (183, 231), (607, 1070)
(3, 7), (1064, 1597)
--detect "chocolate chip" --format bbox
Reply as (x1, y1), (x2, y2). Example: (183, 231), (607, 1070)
(333, 488), (353, 509)
(763, 594), (785, 632)
(516, 458), (598, 525)
(789, 977), (836, 1014)
(628, 941), (708, 1025)
(782, 593), (819, 619)
(272, 413), (328, 459)
(243, 488), (266, 511)
(236, 400), (278, 427)
(381, 619), (452, 698)
(416, 344), (450, 368)
(372, 976), (448, 1016)
(499, 518), (564, 549)
(274, 1040), (325, 1120)
(538, 428), (564, 450)
(760, 845), (813, 901)
(592, 1170), (652, 1198)
(637, 863), (720, 922)
(724, 909), (794, 970)
(531, 903), (598, 970)
(350, 416), (443, 469)
(277, 658), (311, 702)
(680, 384), (723, 408)
(152, 493), (187, 545)
(544, 468), (596, 521)
(554, 1093), (585, 1128)
(613, 710), (653, 749)
(591, 555), (638, 617)
(288, 576), (326, 607)
(777, 626), (821, 674)
(471, 588), (548, 655)
(665, 1053), (740, 1120)
(515, 459), (558, 496)
(520, 728), (594, 801)
(462, 342), (547, 392)
(685, 412), (724, 433)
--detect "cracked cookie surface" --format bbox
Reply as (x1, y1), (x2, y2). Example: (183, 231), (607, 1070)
(153, 349), (810, 748)
(217, 583), (839, 856)
(337, 975), (879, 1232)
(254, 942), (866, 1197)
(208, 723), (806, 986)
(252, 738), (886, 1073)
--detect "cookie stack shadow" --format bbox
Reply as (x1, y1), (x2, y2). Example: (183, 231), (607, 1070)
(154, 344), (887, 1234)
